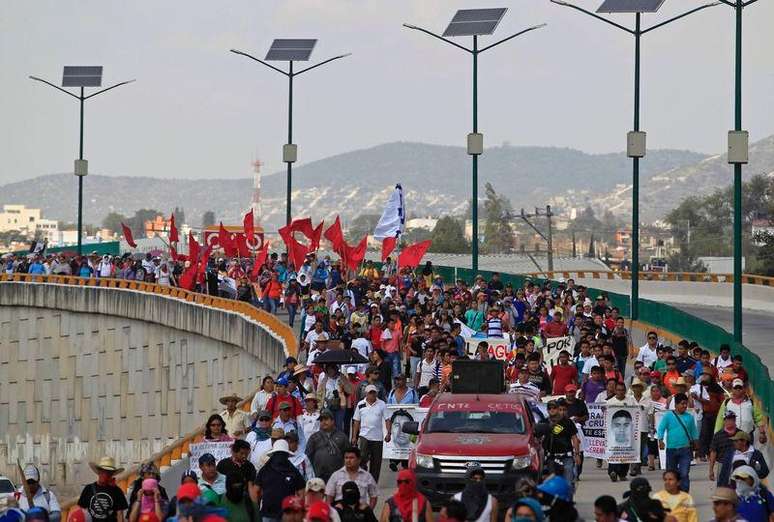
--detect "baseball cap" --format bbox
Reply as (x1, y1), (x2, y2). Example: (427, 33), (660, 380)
(284, 431), (299, 442)
(306, 500), (331, 522)
(282, 496), (304, 512)
(731, 431), (751, 442)
(723, 410), (737, 419)
(198, 453), (216, 466)
(346, 366), (357, 374)
(365, 384), (378, 394)
(306, 478), (326, 492)
(564, 384), (578, 393)
(177, 482), (201, 502)
(276, 376), (289, 386)
(623, 477), (652, 498)
(650, 371), (662, 378)
(257, 410), (272, 421)
(732, 378), (745, 388)
(23, 464), (40, 482)
(319, 409), (334, 420)
(711, 487), (738, 505)
(279, 401), (292, 410)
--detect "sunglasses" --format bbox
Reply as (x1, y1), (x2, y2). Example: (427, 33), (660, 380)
(648, 336), (657, 340)
(258, 416), (271, 421)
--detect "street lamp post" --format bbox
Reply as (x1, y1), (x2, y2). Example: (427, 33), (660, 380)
(230, 40), (350, 226)
(29, 67), (134, 255)
(717, 0), (761, 344)
(550, 0), (718, 320)
(403, 9), (546, 273)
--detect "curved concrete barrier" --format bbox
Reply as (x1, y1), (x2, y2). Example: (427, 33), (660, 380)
(0, 275), (296, 499)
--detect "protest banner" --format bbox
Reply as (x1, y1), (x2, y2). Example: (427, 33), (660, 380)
(189, 441), (232, 473)
(581, 403), (606, 459)
(605, 406), (641, 464)
(383, 405), (428, 460)
(464, 337), (510, 360)
(543, 336), (573, 372)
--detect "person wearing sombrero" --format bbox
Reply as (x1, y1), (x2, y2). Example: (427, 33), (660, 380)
(77, 456), (129, 522)
(219, 392), (249, 438)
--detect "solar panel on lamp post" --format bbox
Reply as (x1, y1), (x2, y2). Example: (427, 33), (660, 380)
(712, 0), (762, 345)
(29, 67), (135, 255)
(403, 9), (546, 273)
(549, 0), (719, 322)
(230, 41), (351, 226)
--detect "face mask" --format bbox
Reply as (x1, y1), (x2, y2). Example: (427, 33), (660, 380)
(736, 481), (755, 498)
(342, 488), (359, 506)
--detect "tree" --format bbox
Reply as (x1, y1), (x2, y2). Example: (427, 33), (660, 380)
(173, 207), (186, 226)
(482, 183), (514, 254)
(402, 226), (433, 245)
(346, 214), (380, 241)
(666, 244), (707, 272)
(202, 210), (216, 228)
(126, 209), (161, 233)
(102, 212), (127, 234)
(428, 216), (469, 253)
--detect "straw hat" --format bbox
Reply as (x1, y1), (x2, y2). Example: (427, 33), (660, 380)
(219, 393), (243, 405)
(292, 364), (308, 377)
(89, 456), (124, 475)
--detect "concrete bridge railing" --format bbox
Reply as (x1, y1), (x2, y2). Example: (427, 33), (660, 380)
(0, 274), (296, 499)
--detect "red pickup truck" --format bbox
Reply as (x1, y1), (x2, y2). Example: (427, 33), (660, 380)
(403, 392), (544, 507)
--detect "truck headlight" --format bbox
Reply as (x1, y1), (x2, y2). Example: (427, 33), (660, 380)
(415, 453), (434, 469)
(511, 455), (532, 470)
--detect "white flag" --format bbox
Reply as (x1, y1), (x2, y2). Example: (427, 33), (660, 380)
(373, 184), (405, 240)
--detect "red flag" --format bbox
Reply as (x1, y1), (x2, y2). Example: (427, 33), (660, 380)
(381, 236), (397, 262)
(310, 221), (324, 251)
(169, 214), (179, 243)
(324, 216), (345, 250)
(290, 218), (314, 238)
(251, 240), (270, 281)
(398, 240), (432, 269)
(121, 223), (137, 248)
(243, 209), (255, 244)
(344, 236), (368, 271)
(188, 231), (200, 264)
(170, 246), (187, 262)
(179, 264), (197, 290)
(279, 224), (309, 270)
(218, 222), (238, 257)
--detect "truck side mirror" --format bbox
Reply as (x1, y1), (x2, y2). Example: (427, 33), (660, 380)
(402, 421), (420, 435)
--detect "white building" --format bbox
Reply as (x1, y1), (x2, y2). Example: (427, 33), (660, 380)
(35, 219), (60, 243)
(0, 204), (42, 235)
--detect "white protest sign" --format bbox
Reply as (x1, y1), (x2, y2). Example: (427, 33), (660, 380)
(464, 337), (511, 360)
(383, 405), (428, 460)
(581, 403), (606, 459)
(188, 441), (232, 474)
(605, 406), (642, 464)
(543, 336), (573, 372)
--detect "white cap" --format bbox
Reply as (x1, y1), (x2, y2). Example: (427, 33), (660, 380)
(346, 366), (357, 374)
(732, 378), (745, 388)
(267, 439), (290, 455)
(365, 384), (378, 394)
(23, 465), (40, 482)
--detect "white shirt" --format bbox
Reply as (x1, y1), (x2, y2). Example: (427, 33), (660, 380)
(305, 330), (328, 355)
(300, 410), (320, 440)
(581, 356), (599, 375)
(416, 358), (439, 388)
(250, 390), (272, 415)
(351, 338), (372, 372)
(17, 486), (60, 514)
(714, 354), (733, 371)
(637, 344), (658, 367)
(353, 398), (388, 441)
(245, 434), (272, 469)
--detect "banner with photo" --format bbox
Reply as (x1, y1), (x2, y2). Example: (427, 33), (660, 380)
(543, 336), (574, 373)
(605, 406), (642, 464)
(464, 337), (511, 360)
(383, 405), (429, 460)
(189, 441), (232, 473)
(581, 403), (607, 459)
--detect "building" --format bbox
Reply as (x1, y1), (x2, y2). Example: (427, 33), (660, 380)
(0, 205), (42, 235)
(35, 219), (60, 243)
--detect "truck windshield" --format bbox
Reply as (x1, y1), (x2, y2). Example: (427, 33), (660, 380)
(0, 479), (14, 493)
(425, 410), (526, 434)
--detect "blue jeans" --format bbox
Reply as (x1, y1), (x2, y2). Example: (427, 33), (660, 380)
(385, 351), (402, 378)
(666, 446), (692, 492)
(263, 297), (278, 314)
(287, 303), (297, 327)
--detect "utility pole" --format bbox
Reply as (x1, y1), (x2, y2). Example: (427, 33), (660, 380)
(572, 230), (577, 258)
(511, 207), (554, 272)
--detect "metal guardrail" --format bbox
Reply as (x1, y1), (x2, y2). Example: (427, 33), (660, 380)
(517, 270), (773, 285)
(0, 273), (288, 517)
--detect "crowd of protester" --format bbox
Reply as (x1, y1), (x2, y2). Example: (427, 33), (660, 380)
(2, 250), (772, 522)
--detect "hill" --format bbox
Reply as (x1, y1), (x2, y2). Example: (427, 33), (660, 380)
(0, 141), (708, 229)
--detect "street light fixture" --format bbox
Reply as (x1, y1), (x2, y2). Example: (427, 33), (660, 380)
(29, 67), (135, 255)
(715, 0), (762, 344)
(549, 0), (718, 321)
(230, 41), (351, 226)
(403, 9), (546, 273)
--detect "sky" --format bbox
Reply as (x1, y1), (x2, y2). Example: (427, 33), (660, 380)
(1, 0), (773, 185)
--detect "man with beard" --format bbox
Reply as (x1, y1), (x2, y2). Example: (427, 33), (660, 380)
(220, 473), (259, 522)
(452, 467), (497, 522)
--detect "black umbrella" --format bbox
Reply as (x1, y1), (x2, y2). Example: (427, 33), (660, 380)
(312, 349), (369, 365)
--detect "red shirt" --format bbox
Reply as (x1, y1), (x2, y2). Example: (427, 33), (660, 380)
(551, 365), (578, 395)
(265, 393), (303, 419)
(369, 325), (384, 350)
(543, 321), (568, 338)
